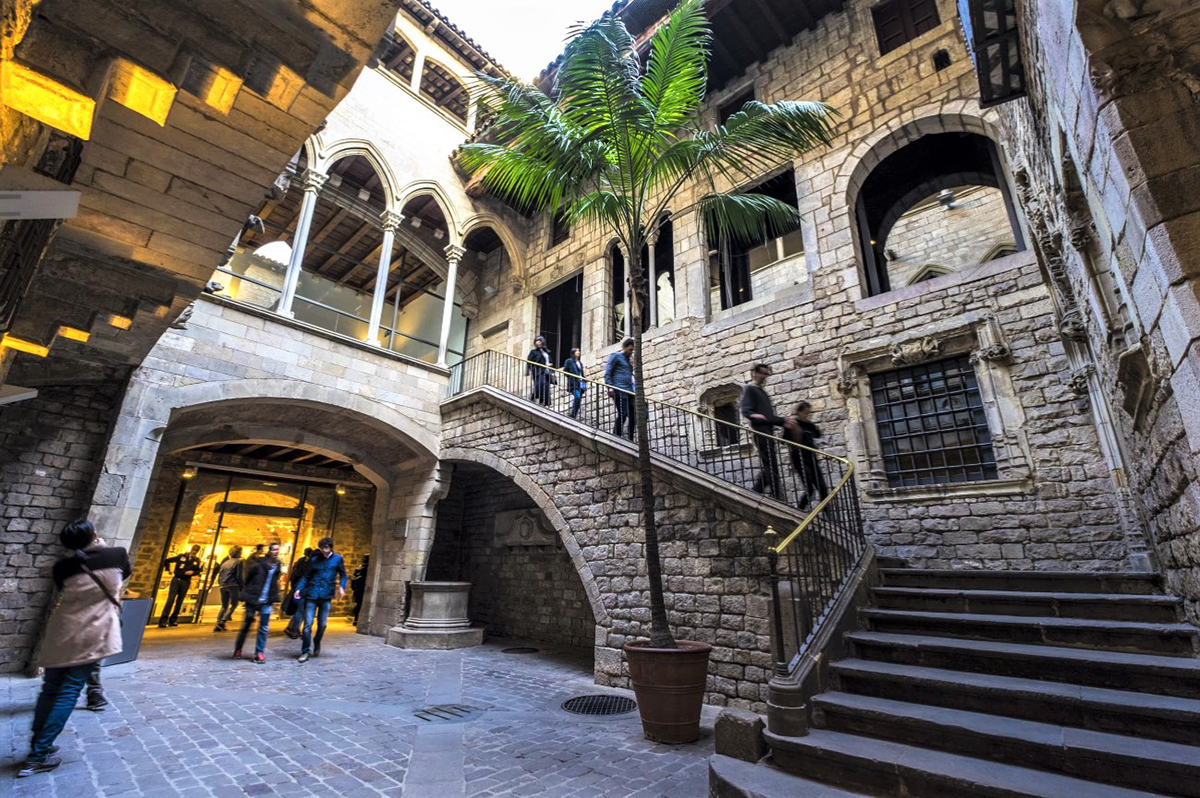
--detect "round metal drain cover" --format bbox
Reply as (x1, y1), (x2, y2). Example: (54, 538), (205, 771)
(562, 694), (637, 716)
(501, 647), (539, 654)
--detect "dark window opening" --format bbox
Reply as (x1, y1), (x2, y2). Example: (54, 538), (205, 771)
(610, 245), (626, 345)
(872, 0), (941, 56)
(550, 212), (570, 248)
(870, 355), (999, 488)
(958, 0), (1027, 107)
(538, 274), (583, 367)
(713, 403), (741, 447)
(717, 87), (755, 127)
(712, 170), (801, 310)
(932, 49), (951, 71)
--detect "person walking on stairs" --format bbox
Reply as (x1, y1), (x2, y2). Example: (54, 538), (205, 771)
(605, 337), (636, 441)
(784, 400), (828, 509)
(233, 542), (282, 664)
(19, 520), (130, 778)
(157, 544), (202, 627)
(563, 348), (586, 419)
(741, 363), (789, 500)
(294, 537), (346, 663)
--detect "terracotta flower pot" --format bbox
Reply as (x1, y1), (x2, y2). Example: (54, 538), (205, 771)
(622, 639), (713, 744)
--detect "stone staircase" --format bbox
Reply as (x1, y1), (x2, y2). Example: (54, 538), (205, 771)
(756, 567), (1200, 797)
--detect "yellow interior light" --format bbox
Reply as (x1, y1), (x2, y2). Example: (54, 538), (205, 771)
(56, 326), (90, 343)
(0, 333), (51, 357)
(262, 63), (303, 109)
(107, 314), (133, 330)
(108, 59), (176, 126)
(1, 61), (95, 140)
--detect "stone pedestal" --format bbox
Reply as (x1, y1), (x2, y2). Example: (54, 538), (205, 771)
(386, 581), (484, 650)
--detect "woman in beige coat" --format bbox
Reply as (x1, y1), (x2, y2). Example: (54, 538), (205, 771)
(18, 520), (130, 778)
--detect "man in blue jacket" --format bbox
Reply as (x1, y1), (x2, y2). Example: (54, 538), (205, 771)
(293, 537), (346, 663)
(604, 337), (635, 440)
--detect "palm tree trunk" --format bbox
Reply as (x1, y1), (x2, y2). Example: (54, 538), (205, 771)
(628, 243), (676, 649)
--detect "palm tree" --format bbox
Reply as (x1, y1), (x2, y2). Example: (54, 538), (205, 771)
(460, 0), (834, 648)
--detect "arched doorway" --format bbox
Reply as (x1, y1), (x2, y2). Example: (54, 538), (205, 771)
(425, 462), (599, 658)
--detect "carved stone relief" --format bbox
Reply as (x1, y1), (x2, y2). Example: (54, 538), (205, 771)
(889, 336), (941, 367)
(493, 508), (556, 547)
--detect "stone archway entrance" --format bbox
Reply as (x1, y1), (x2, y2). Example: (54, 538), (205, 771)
(425, 462), (599, 657)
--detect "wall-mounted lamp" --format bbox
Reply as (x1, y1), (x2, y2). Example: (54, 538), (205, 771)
(937, 189), (955, 209)
(182, 466), (198, 479)
(335, 484), (347, 496)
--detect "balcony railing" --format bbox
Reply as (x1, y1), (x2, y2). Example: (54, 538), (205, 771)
(448, 349), (867, 673)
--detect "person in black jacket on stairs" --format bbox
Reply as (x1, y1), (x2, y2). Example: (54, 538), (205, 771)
(740, 363), (792, 500)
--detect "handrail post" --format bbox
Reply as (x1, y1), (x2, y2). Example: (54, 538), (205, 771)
(766, 527), (789, 677)
(485, 349), (493, 388)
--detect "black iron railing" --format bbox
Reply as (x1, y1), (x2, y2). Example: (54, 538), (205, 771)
(448, 349), (866, 674)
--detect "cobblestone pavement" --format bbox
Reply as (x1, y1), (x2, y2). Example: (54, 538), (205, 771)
(0, 622), (715, 797)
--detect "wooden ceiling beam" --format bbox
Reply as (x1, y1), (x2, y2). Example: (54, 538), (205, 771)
(752, 0), (790, 45)
(311, 222), (374, 275)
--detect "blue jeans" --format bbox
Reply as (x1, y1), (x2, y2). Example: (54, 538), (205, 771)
(301, 599), (331, 655)
(30, 662), (92, 761)
(234, 602), (272, 655)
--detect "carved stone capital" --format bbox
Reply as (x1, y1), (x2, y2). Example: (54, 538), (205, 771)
(380, 211), (404, 232)
(889, 336), (941, 367)
(302, 170), (328, 193)
(443, 243), (467, 263)
(836, 365), (863, 397)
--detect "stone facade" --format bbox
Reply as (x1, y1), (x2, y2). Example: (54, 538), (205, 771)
(0, 383), (122, 671)
(428, 464), (595, 650)
(990, 0), (1200, 620)
(885, 186), (1015, 287)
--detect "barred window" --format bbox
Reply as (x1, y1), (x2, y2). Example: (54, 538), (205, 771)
(870, 355), (998, 487)
(712, 402), (741, 448)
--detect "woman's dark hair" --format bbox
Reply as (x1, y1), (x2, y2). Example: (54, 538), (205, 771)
(304, 548), (315, 557)
(535, 335), (546, 344)
(796, 400), (812, 413)
(60, 519), (95, 551)
(572, 347), (581, 359)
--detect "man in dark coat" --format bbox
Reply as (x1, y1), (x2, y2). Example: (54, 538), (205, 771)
(527, 336), (553, 407)
(563, 348), (586, 419)
(233, 542), (282, 664)
(784, 400), (829, 508)
(157, 544), (202, 627)
(740, 363), (790, 500)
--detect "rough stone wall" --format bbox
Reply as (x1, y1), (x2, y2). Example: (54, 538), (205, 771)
(993, 1), (1200, 619)
(427, 466), (595, 650)
(0, 382), (122, 672)
(466, 0), (1133, 572)
(441, 396), (786, 712)
(886, 186), (1014, 286)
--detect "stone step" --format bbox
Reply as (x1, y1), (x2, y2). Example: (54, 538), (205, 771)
(709, 754), (872, 798)
(846, 631), (1200, 697)
(870, 587), (1182, 623)
(861, 608), (1199, 656)
(829, 658), (1200, 746)
(811, 692), (1200, 797)
(878, 568), (1161, 595)
(766, 728), (1171, 798)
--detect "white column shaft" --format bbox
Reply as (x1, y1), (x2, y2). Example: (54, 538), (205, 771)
(436, 254), (461, 367)
(367, 227), (396, 345)
(278, 186), (320, 317)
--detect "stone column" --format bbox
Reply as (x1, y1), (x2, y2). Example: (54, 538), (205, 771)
(437, 244), (466, 367)
(278, 170), (327, 318)
(367, 211), (403, 345)
(410, 52), (425, 93)
(645, 229), (660, 328)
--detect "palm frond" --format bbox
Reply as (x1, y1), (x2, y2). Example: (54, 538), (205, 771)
(700, 100), (838, 181)
(698, 191), (801, 244)
(641, 0), (710, 133)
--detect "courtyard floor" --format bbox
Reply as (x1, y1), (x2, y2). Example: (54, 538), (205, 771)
(0, 623), (714, 798)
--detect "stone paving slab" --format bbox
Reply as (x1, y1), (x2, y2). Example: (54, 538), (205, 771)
(0, 624), (715, 797)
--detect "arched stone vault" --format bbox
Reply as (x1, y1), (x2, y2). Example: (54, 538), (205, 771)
(439, 446), (611, 629)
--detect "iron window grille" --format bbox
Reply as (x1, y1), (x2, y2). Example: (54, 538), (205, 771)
(712, 403), (742, 447)
(870, 355), (999, 487)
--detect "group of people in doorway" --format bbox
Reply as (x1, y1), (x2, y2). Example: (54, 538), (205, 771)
(526, 339), (828, 510)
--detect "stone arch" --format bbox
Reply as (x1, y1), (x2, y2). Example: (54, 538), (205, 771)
(396, 180), (462, 246)
(839, 103), (1024, 297)
(318, 139), (400, 210)
(439, 446), (611, 627)
(90, 378), (440, 547)
(461, 212), (527, 289)
(906, 264), (954, 286)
